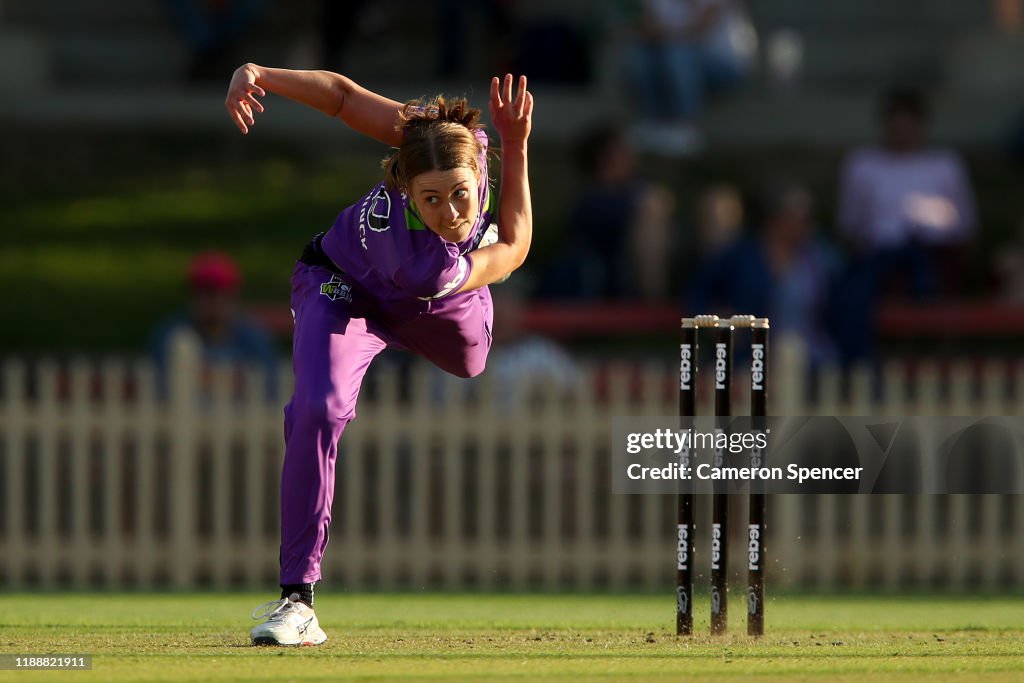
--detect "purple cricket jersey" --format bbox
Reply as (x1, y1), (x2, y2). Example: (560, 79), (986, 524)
(319, 129), (495, 314)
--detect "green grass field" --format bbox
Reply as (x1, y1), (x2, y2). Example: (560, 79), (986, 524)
(2, 593), (1022, 681)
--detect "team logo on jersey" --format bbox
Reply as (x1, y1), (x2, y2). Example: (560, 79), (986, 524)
(320, 274), (353, 302)
(367, 187), (391, 233)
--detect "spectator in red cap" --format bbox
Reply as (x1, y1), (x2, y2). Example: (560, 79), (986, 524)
(188, 250), (243, 290)
(150, 251), (279, 399)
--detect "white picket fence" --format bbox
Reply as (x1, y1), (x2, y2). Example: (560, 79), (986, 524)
(1, 333), (1022, 592)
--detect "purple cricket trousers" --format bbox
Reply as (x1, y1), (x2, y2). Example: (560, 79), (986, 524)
(279, 262), (492, 584)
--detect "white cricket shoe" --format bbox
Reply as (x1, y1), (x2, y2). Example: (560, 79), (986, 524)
(249, 593), (328, 646)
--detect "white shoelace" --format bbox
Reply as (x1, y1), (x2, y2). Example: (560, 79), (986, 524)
(251, 597), (295, 621)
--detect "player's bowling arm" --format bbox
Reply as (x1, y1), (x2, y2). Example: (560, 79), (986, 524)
(455, 76), (533, 293)
(456, 142), (531, 292)
(238, 64), (403, 146)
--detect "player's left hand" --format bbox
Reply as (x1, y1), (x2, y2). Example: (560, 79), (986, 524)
(490, 74), (533, 145)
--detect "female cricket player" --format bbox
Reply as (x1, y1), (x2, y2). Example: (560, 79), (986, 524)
(224, 64), (534, 646)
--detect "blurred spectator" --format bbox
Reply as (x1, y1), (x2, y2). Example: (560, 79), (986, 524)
(687, 182), (839, 367)
(165, 0), (271, 81)
(487, 284), (582, 405)
(539, 123), (677, 301)
(833, 86), (977, 362)
(678, 183), (744, 292)
(150, 251), (278, 400)
(839, 88), (977, 260)
(993, 0), (1024, 33)
(763, 28), (804, 91)
(625, 0), (757, 155)
(694, 182), (744, 259)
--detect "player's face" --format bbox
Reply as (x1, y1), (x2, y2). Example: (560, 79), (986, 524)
(409, 166), (480, 243)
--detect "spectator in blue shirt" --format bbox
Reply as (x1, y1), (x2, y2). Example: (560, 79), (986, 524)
(688, 182), (838, 367)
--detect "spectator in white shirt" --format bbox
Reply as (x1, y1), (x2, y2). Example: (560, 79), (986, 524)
(839, 87), (976, 254)
(831, 87), (978, 362)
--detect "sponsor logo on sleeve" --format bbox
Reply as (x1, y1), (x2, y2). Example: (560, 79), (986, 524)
(418, 256), (468, 300)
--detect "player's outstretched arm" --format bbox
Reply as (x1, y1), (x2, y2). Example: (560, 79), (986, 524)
(224, 63), (403, 146)
(457, 74), (534, 293)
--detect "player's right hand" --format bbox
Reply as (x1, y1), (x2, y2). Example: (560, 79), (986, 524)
(225, 64), (266, 135)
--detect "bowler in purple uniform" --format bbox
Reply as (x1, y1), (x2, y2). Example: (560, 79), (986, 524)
(225, 65), (534, 646)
